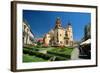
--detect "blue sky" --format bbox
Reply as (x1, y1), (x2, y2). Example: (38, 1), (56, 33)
(23, 10), (91, 41)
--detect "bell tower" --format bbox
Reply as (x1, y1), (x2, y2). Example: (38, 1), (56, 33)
(65, 22), (73, 46)
(55, 17), (61, 28)
(53, 17), (65, 46)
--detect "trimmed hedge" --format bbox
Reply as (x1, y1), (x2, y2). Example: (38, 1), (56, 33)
(47, 51), (71, 59)
(23, 47), (39, 51)
(23, 48), (52, 60)
(47, 48), (73, 59)
(23, 48), (68, 61)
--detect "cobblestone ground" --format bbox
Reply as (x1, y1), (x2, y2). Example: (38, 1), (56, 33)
(71, 47), (80, 60)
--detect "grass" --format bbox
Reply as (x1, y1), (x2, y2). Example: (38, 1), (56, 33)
(23, 54), (47, 62)
(48, 47), (73, 55)
(23, 46), (74, 62)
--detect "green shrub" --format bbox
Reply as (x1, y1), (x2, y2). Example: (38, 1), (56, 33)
(23, 48), (72, 61)
(47, 51), (71, 59)
(23, 48), (52, 60)
(23, 48), (30, 54)
(55, 56), (68, 61)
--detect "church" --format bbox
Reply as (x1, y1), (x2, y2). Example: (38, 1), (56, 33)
(43, 17), (74, 47)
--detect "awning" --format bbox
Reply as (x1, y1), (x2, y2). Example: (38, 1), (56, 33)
(80, 39), (91, 45)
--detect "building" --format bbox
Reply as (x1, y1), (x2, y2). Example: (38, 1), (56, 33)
(79, 24), (91, 59)
(43, 17), (73, 47)
(23, 20), (34, 45)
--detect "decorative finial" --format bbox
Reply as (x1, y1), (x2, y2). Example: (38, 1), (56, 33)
(55, 17), (62, 28)
(56, 17), (61, 24)
(57, 17), (60, 19)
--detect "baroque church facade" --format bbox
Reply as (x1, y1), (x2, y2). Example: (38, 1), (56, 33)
(43, 17), (73, 47)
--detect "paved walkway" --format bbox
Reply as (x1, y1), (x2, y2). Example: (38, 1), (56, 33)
(71, 47), (80, 60)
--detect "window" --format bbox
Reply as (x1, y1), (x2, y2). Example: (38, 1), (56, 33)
(60, 41), (62, 44)
(66, 40), (68, 44)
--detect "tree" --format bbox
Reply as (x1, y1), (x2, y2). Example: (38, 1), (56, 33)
(84, 24), (91, 41)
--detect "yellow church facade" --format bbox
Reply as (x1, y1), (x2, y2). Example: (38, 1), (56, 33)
(43, 17), (73, 47)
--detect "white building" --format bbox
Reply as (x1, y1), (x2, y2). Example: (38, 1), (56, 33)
(23, 21), (34, 45)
